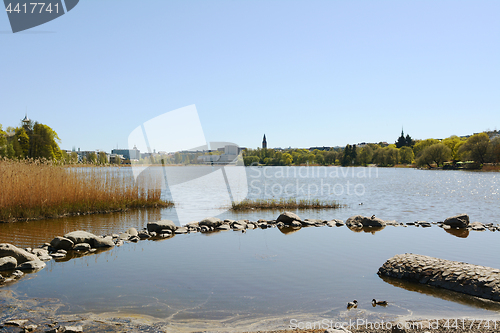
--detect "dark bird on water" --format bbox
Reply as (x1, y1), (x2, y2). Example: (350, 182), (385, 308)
(347, 300), (358, 309)
(372, 299), (388, 306)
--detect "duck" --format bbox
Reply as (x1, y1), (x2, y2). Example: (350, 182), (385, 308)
(347, 300), (358, 309)
(372, 299), (388, 306)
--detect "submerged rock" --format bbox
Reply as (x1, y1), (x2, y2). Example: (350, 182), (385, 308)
(378, 253), (500, 302)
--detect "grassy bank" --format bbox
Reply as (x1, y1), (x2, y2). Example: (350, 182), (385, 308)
(0, 158), (172, 222)
(231, 198), (344, 211)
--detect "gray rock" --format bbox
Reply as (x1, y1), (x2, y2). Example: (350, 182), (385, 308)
(217, 224), (231, 230)
(0, 243), (39, 264)
(128, 236), (140, 242)
(232, 220), (248, 228)
(32, 248), (49, 257)
(4, 319), (29, 327)
(301, 219), (318, 226)
(327, 219), (344, 227)
(232, 224), (245, 230)
(93, 236), (115, 248)
(276, 211), (302, 224)
(174, 227), (188, 234)
(73, 243), (91, 251)
(126, 227), (138, 237)
(147, 220), (178, 233)
(138, 231), (150, 239)
(64, 231), (105, 248)
(443, 214), (469, 228)
(470, 222), (486, 231)
(118, 233), (131, 240)
(61, 325), (83, 333)
(17, 260), (46, 271)
(12, 270), (24, 278)
(199, 217), (223, 228)
(50, 237), (75, 251)
(346, 215), (386, 228)
(0, 256), (17, 271)
(200, 225), (210, 232)
(51, 253), (66, 259)
(419, 222), (432, 228)
(291, 221), (302, 228)
(38, 255), (53, 261)
(25, 324), (37, 331)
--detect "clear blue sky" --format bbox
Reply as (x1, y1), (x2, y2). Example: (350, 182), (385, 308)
(1, 1), (499, 152)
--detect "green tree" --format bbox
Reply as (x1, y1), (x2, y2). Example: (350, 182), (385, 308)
(442, 135), (466, 162)
(243, 156), (260, 166)
(416, 143), (451, 168)
(358, 146), (373, 166)
(98, 151), (107, 164)
(458, 133), (490, 164)
(15, 127), (29, 157)
(281, 153), (293, 165)
(341, 145), (352, 166)
(399, 146), (414, 164)
(0, 125), (7, 157)
(490, 137), (500, 163)
(29, 123), (63, 160)
(413, 139), (440, 158)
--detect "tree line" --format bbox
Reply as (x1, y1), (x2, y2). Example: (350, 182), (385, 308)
(243, 132), (500, 168)
(2, 118), (499, 168)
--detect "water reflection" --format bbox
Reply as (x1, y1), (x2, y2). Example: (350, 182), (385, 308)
(0, 208), (165, 248)
(54, 246), (114, 263)
(278, 226), (301, 235)
(379, 275), (500, 312)
(444, 227), (470, 238)
(347, 226), (385, 234)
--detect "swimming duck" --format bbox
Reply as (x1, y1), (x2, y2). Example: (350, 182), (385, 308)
(372, 299), (388, 306)
(347, 300), (358, 309)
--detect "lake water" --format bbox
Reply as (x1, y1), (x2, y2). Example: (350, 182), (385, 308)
(1, 166), (499, 331)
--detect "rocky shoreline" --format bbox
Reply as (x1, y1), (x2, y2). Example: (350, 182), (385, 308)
(0, 212), (498, 287)
(1, 212), (499, 332)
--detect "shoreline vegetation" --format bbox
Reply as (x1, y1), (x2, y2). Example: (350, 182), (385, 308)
(0, 158), (172, 223)
(231, 198), (345, 211)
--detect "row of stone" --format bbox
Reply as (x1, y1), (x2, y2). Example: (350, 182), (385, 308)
(1, 212), (496, 286)
(378, 253), (500, 302)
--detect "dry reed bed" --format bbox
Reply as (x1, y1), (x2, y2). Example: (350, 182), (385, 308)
(0, 158), (172, 222)
(231, 198), (344, 211)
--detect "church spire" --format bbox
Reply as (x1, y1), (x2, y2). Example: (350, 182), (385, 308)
(262, 134), (267, 149)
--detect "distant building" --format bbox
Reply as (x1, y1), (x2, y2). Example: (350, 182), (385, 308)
(111, 145), (140, 161)
(262, 134), (267, 149)
(197, 144), (242, 164)
(309, 146), (331, 151)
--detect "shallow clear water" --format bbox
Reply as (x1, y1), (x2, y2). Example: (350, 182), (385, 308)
(1, 167), (499, 330)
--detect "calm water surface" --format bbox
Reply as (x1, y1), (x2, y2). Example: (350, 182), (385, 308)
(1, 167), (499, 330)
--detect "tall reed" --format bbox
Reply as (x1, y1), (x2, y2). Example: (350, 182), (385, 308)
(0, 158), (172, 222)
(230, 198), (344, 211)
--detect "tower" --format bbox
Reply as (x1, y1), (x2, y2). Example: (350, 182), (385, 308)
(22, 112), (30, 128)
(262, 134), (267, 149)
